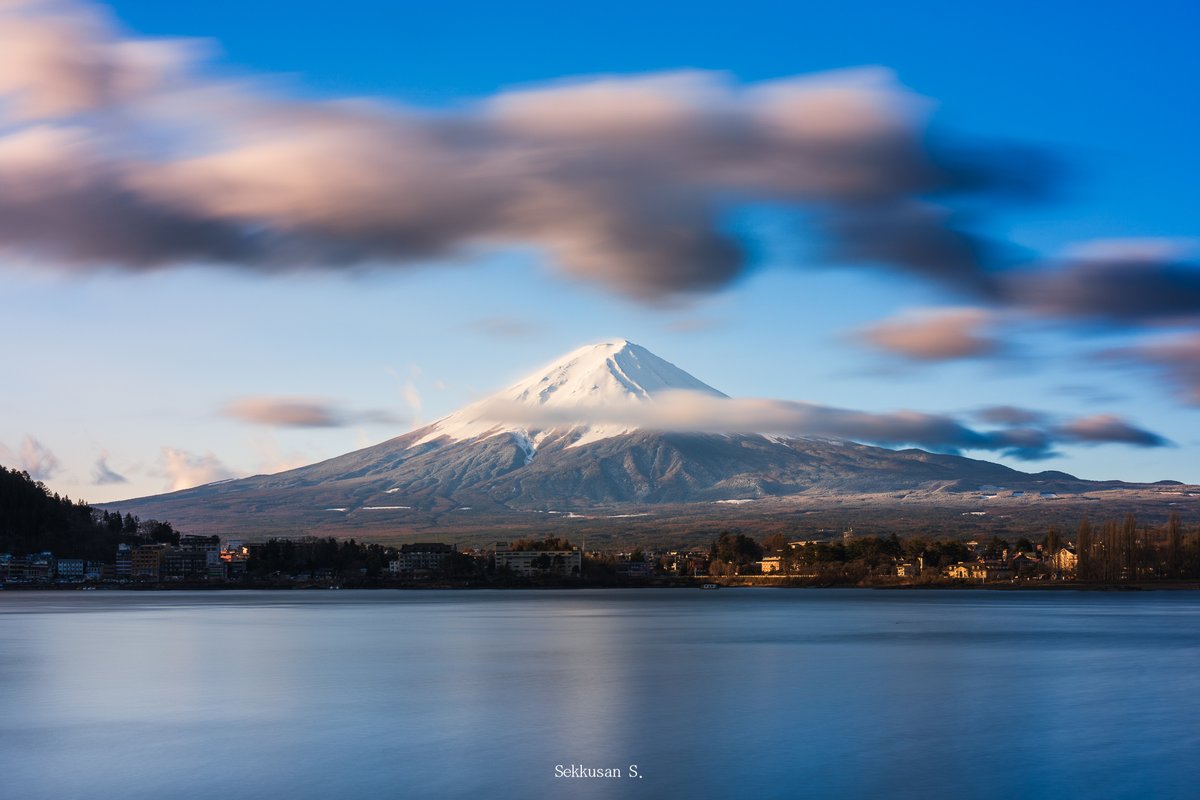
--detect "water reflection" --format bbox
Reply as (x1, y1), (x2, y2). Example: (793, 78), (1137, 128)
(0, 589), (1197, 799)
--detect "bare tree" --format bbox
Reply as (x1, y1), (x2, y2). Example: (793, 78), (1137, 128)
(1076, 516), (1092, 581)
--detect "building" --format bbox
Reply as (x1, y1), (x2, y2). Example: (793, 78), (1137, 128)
(945, 561), (1013, 581)
(132, 544), (167, 581)
(163, 548), (209, 580)
(115, 544), (132, 579)
(896, 562), (920, 578)
(180, 535), (222, 569)
(494, 542), (581, 577)
(180, 534), (220, 552)
(55, 558), (85, 582)
(27, 553), (54, 581)
(971, 562), (1013, 581)
(1052, 547), (1078, 575)
(758, 556), (787, 575)
(1010, 553), (1041, 575)
(946, 563), (971, 580)
(615, 560), (653, 578)
(171, 534), (223, 578)
(389, 543), (454, 576)
(663, 551), (708, 575)
(0, 553), (17, 581)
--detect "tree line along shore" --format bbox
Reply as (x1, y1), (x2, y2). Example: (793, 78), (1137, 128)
(3, 465), (1198, 589)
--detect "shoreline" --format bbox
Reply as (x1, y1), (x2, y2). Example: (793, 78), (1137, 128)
(3, 579), (1198, 593)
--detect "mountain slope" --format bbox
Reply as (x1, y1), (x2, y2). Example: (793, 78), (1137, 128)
(112, 339), (1179, 539)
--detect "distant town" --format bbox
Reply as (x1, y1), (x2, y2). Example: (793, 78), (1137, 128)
(4, 518), (1199, 590)
(2, 466), (1198, 589)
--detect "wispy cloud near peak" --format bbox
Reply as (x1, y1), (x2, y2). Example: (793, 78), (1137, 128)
(475, 390), (1168, 460)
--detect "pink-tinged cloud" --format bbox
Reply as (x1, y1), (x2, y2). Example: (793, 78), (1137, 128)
(975, 405), (1048, 426)
(7, 435), (61, 481)
(0, 1), (1052, 300)
(1102, 333), (1200, 405)
(161, 447), (236, 491)
(221, 396), (401, 428)
(857, 308), (1000, 361)
(0, 0), (196, 119)
(1055, 415), (1170, 448)
(222, 397), (341, 428)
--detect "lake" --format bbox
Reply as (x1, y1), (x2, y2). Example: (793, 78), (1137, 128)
(1, 589), (1197, 799)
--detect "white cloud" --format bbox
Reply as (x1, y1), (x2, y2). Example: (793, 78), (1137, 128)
(17, 435), (60, 481)
(402, 381), (422, 414)
(161, 446), (236, 491)
(248, 435), (311, 475)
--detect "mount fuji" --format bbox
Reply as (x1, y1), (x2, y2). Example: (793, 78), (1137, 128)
(111, 340), (1185, 542)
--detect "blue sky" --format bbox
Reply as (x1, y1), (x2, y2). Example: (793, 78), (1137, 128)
(2, 0), (1198, 501)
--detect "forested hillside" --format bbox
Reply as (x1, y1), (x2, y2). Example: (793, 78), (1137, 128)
(0, 466), (178, 560)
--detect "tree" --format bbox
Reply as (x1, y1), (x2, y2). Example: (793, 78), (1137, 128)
(1167, 512), (1182, 579)
(761, 533), (789, 553)
(1121, 513), (1137, 582)
(142, 519), (179, 546)
(511, 536), (573, 552)
(1044, 527), (1060, 558)
(709, 532), (763, 571)
(1076, 516), (1092, 581)
(442, 551), (479, 578)
(984, 536), (1009, 561)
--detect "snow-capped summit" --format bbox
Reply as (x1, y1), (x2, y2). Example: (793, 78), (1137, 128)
(506, 339), (725, 406)
(415, 339), (726, 449)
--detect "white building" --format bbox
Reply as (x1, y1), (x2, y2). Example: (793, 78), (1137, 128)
(494, 543), (581, 577)
(388, 543), (454, 575)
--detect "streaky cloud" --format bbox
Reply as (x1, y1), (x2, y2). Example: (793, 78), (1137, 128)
(221, 396), (402, 428)
(975, 405), (1048, 426)
(856, 307), (1000, 361)
(1054, 414), (1170, 448)
(0, 1), (1053, 300)
(1101, 333), (1200, 405)
(1005, 239), (1200, 324)
(475, 390), (1168, 459)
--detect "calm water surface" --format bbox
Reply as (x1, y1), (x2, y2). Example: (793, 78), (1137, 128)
(1, 589), (1198, 799)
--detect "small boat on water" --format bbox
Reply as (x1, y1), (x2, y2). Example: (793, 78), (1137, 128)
(700, 583), (721, 590)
